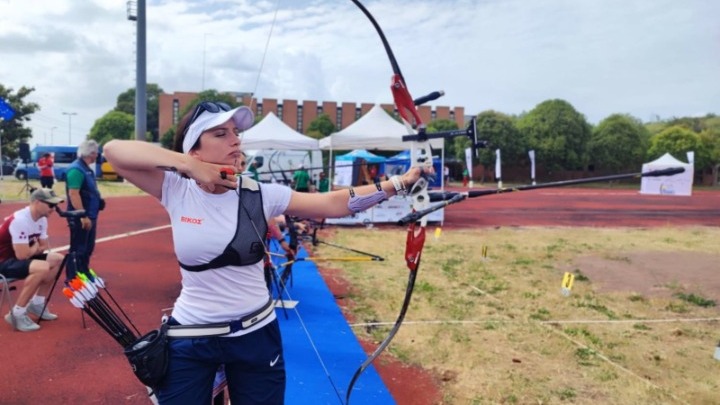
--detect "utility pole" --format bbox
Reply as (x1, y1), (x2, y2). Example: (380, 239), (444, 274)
(62, 112), (77, 144)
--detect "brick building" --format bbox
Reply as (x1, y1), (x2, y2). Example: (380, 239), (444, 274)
(158, 91), (465, 137)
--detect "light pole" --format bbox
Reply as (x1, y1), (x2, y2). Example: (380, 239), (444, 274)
(50, 126), (57, 145)
(62, 112), (77, 144)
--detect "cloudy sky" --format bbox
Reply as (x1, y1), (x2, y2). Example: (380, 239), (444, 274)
(1, 0), (718, 146)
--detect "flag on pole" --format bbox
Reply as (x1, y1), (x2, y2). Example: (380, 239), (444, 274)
(464, 147), (473, 188)
(528, 150), (536, 185)
(495, 149), (502, 189)
(0, 98), (16, 121)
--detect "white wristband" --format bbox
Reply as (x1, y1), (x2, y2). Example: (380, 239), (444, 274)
(390, 175), (406, 196)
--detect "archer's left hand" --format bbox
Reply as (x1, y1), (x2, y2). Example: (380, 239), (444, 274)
(401, 166), (433, 190)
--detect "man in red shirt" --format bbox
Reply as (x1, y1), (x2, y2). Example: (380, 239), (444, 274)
(0, 188), (65, 332)
(37, 152), (55, 189)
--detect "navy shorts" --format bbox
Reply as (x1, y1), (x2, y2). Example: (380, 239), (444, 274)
(0, 253), (48, 280)
(156, 318), (285, 405)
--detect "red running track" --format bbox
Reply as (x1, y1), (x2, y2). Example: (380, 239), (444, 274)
(0, 189), (717, 404)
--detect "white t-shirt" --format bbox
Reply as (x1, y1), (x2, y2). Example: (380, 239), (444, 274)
(0, 207), (48, 261)
(161, 173), (291, 335)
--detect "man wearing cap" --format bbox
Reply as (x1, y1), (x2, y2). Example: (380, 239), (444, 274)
(103, 101), (425, 404)
(0, 188), (65, 332)
(65, 139), (103, 280)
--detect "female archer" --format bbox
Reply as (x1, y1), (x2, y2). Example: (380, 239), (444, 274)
(104, 101), (425, 404)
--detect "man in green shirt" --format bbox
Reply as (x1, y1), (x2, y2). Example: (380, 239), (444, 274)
(65, 140), (103, 280)
(248, 160), (260, 181)
(317, 171), (330, 193)
(292, 164), (310, 192)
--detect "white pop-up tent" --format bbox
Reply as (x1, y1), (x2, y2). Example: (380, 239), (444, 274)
(640, 152), (694, 196)
(318, 105), (443, 150)
(241, 112), (319, 150)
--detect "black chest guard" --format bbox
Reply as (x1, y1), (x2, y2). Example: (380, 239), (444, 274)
(179, 177), (268, 272)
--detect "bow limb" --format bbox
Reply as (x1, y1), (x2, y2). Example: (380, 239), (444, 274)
(346, 1), (428, 403)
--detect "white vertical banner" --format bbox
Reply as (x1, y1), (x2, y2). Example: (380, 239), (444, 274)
(464, 147), (473, 188)
(495, 149), (502, 189)
(528, 149), (536, 185)
(687, 151), (695, 165)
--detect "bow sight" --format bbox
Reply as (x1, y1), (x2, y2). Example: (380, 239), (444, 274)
(401, 116), (489, 157)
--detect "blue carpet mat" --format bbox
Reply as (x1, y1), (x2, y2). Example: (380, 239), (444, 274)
(269, 242), (395, 405)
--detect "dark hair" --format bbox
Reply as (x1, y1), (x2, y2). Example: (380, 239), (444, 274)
(43, 153), (51, 158)
(172, 108), (199, 153)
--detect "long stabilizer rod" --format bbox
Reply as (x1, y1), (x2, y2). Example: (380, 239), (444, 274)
(398, 167), (686, 225)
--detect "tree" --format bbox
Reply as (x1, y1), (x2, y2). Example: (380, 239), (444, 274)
(115, 84), (164, 142)
(699, 128), (720, 185)
(88, 111), (135, 146)
(0, 84), (40, 159)
(160, 128), (175, 149)
(427, 118), (459, 154)
(588, 114), (649, 172)
(474, 111), (525, 168)
(647, 125), (705, 165)
(516, 99), (592, 172)
(306, 114), (335, 140)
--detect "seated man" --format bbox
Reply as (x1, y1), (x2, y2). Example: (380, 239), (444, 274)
(0, 188), (65, 332)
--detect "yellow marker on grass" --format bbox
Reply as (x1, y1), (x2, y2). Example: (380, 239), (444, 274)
(561, 272), (575, 296)
(434, 227), (442, 239)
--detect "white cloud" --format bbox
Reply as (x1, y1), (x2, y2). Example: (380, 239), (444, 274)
(1, 0), (718, 146)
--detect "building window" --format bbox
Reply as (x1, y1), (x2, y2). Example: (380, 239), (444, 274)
(317, 106), (323, 115)
(336, 107), (342, 130)
(172, 100), (180, 125)
(355, 107), (361, 121)
(431, 110), (437, 121)
(278, 105), (283, 121)
(297, 105), (303, 132)
(449, 110), (455, 121)
(257, 103), (263, 117)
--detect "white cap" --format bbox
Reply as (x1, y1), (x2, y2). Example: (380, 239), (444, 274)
(182, 106), (254, 153)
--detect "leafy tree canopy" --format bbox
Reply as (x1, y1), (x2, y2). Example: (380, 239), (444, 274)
(306, 113), (335, 140)
(0, 84), (40, 159)
(473, 111), (525, 167)
(647, 125), (716, 170)
(88, 110), (135, 146)
(426, 118), (459, 154)
(589, 114), (649, 172)
(115, 83), (164, 141)
(516, 99), (592, 171)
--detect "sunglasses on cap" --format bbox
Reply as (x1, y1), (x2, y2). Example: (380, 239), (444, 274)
(41, 201), (58, 209)
(183, 101), (233, 136)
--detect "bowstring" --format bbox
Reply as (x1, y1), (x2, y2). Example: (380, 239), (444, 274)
(239, 185), (345, 403)
(247, 0), (282, 113)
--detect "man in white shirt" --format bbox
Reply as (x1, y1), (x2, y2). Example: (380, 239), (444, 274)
(0, 188), (65, 332)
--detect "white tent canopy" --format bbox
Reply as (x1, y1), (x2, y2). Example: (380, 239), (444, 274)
(640, 152), (694, 196)
(319, 105), (444, 150)
(241, 112), (319, 150)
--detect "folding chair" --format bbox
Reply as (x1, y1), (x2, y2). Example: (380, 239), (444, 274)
(0, 273), (19, 329)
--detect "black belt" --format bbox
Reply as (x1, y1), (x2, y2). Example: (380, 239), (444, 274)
(166, 298), (275, 338)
